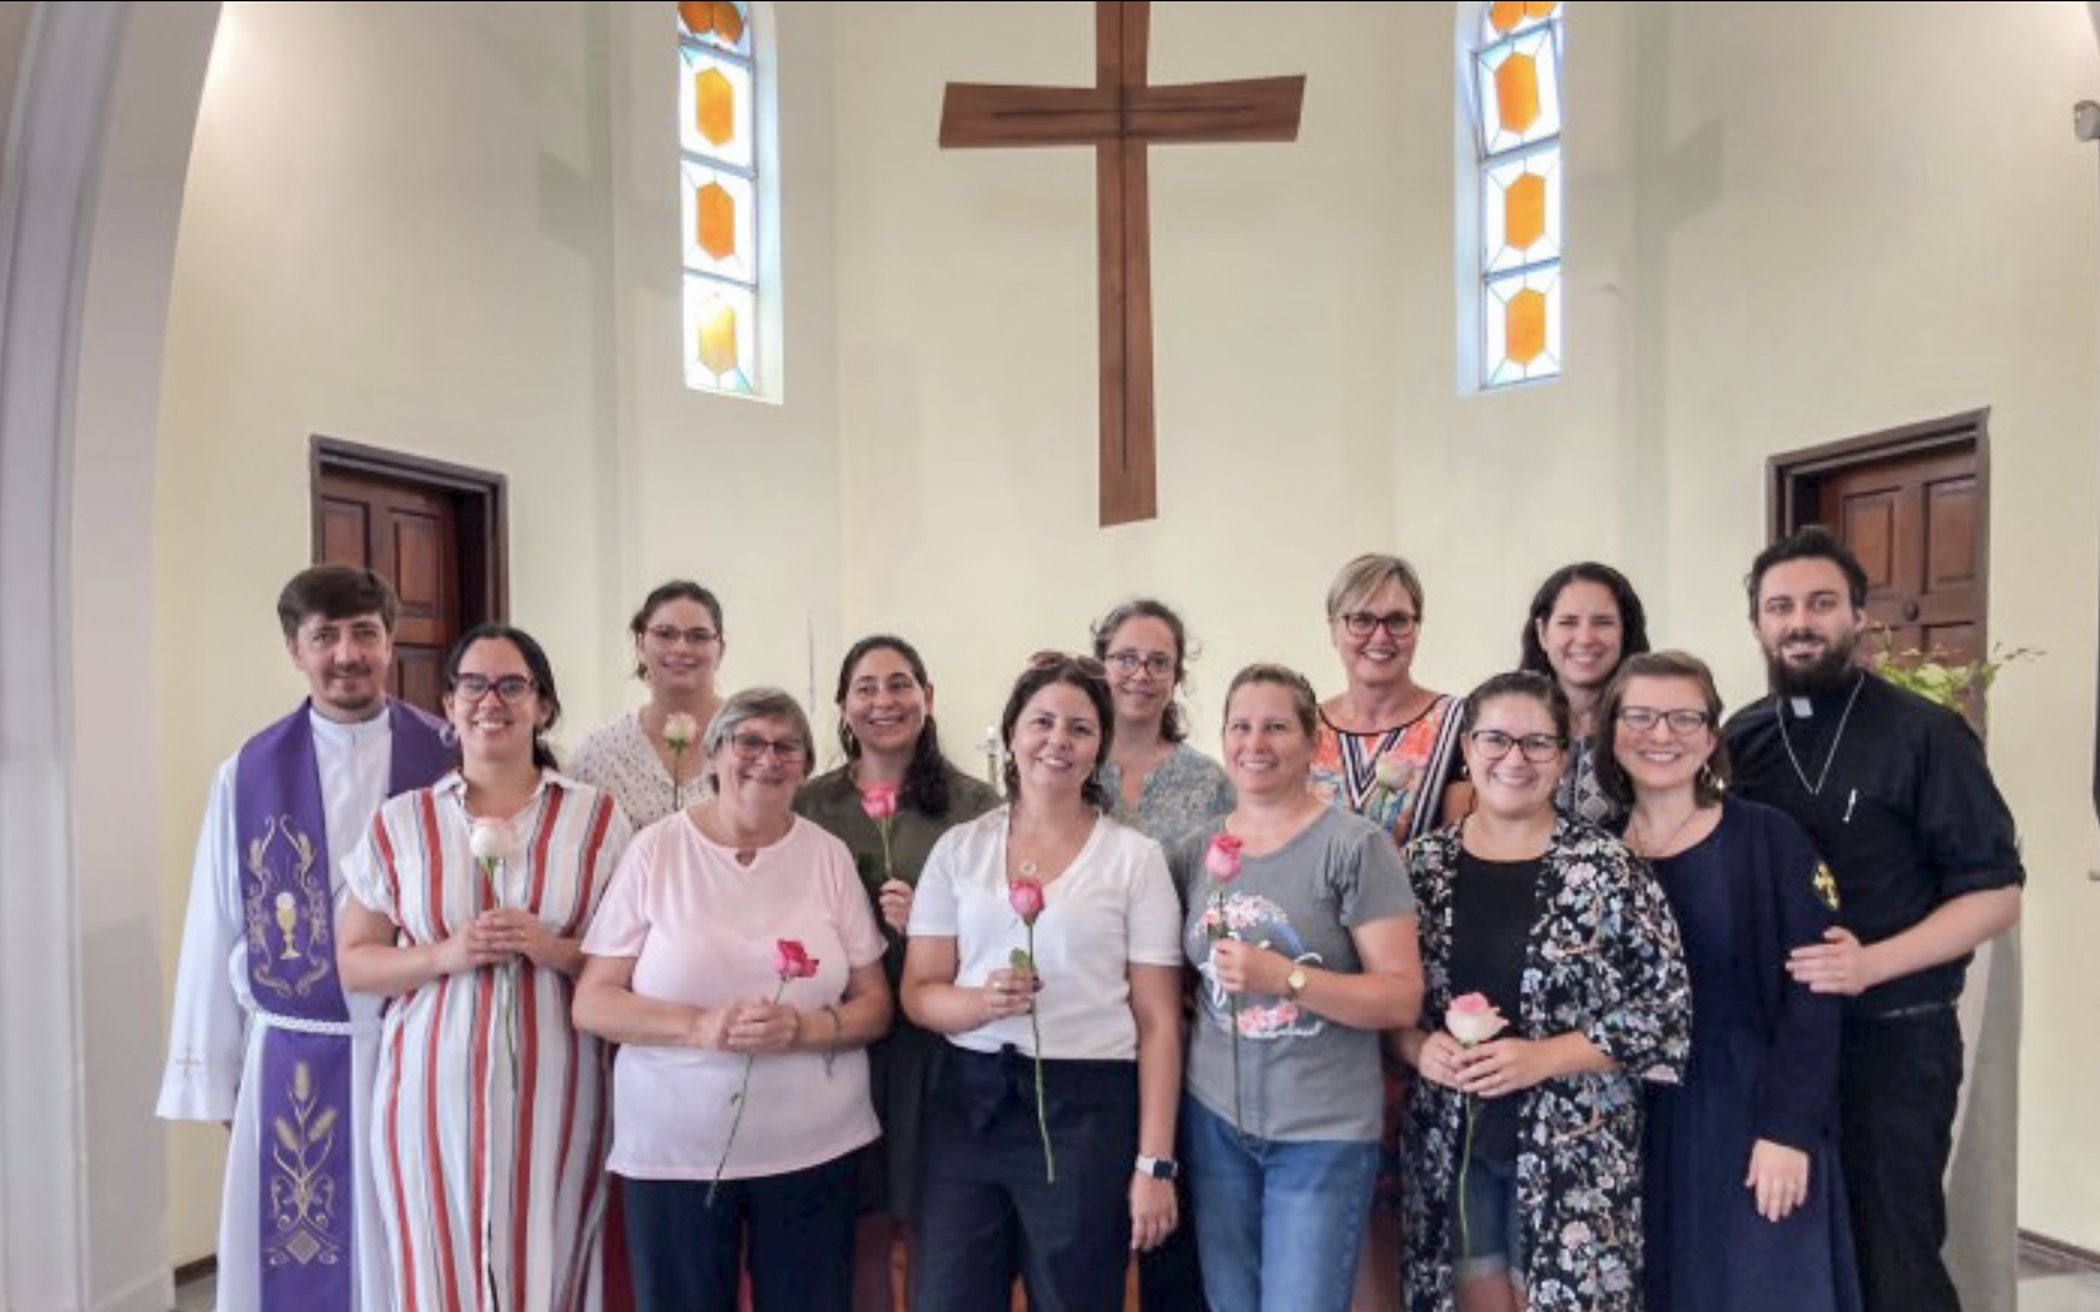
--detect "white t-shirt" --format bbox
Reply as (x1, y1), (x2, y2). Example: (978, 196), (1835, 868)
(581, 812), (885, 1180)
(908, 806), (1182, 1061)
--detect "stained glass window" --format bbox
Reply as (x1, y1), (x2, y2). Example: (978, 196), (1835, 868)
(680, 2), (761, 396)
(1472, 1), (1563, 388)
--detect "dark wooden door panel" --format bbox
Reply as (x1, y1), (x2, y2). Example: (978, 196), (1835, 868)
(314, 450), (495, 718)
(1775, 413), (1985, 730)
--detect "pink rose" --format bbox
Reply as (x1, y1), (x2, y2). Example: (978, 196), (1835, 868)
(1205, 833), (1244, 882)
(860, 783), (900, 822)
(1446, 992), (1509, 1046)
(774, 939), (819, 980)
(1008, 878), (1046, 924)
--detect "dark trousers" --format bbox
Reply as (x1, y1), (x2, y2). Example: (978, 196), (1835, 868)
(1839, 1007), (1963, 1312)
(913, 1045), (1138, 1312)
(621, 1153), (858, 1312)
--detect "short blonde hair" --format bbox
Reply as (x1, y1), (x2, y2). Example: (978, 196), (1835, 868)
(1325, 553), (1425, 622)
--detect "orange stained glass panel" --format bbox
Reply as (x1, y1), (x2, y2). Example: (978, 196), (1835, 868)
(698, 303), (739, 376)
(695, 67), (736, 146)
(1490, 2), (1557, 32)
(696, 182), (736, 260)
(1496, 54), (1540, 134)
(1527, 2), (1560, 17)
(679, 1), (745, 44)
(1505, 173), (1546, 250)
(1507, 289), (1547, 365)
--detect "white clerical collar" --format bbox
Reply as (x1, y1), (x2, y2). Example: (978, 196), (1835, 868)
(1789, 696), (1814, 718)
(309, 701), (390, 740)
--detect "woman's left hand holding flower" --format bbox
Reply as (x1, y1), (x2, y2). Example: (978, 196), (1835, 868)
(876, 879), (914, 935)
(1208, 938), (1292, 997)
(1453, 1035), (1559, 1098)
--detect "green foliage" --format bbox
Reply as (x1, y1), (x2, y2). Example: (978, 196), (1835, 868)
(1868, 629), (2041, 711)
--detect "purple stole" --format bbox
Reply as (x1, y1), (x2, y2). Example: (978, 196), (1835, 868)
(235, 700), (453, 1311)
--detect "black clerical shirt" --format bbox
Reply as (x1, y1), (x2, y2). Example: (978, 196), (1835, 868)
(1723, 671), (2023, 1016)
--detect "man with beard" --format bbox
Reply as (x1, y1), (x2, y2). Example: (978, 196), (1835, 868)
(158, 567), (453, 1312)
(1722, 525), (2022, 1312)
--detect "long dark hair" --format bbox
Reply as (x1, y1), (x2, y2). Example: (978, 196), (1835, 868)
(1000, 654), (1116, 810)
(1518, 562), (1651, 682)
(444, 624), (562, 771)
(833, 634), (956, 819)
(1089, 597), (1193, 743)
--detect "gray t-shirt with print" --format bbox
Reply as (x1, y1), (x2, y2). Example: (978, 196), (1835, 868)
(1168, 807), (1415, 1143)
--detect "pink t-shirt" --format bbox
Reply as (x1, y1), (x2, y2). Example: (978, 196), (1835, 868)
(582, 812), (885, 1180)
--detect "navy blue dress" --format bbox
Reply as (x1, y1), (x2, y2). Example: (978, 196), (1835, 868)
(1642, 799), (1862, 1312)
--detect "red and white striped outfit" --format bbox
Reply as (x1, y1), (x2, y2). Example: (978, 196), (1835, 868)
(343, 770), (630, 1312)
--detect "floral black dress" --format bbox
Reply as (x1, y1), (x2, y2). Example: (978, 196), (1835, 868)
(1402, 817), (1691, 1312)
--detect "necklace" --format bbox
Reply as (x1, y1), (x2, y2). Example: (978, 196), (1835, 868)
(1774, 671), (1865, 797)
(1016, 858), (1039, 879)
(1627, 803), (1703, 860)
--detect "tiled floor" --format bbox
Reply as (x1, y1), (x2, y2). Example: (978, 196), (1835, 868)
(171, 1256), (2100, 1310)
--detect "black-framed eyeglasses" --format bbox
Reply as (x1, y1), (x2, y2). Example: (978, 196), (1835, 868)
(646, 624), (720, 647)
(1338, 610), (1419, 640)
(1466, 729), (1565, 763)
(1028, 650), (1109, 679)
(453, 674), (536, 704)
(1104, 650), (1176, 679)
(729, 732), (808, 764)
(1617, 706), (1713, 736)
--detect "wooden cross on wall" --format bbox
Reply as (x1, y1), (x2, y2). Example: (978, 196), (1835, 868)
(939, 1), (1305, 526)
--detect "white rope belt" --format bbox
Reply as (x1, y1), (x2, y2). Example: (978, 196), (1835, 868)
(250, 1008), (377, 1038)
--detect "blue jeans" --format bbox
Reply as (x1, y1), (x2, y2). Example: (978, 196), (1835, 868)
(1183, 1095), (1379, 1312)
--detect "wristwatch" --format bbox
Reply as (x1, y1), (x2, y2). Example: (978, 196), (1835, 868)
(1136, 1154), (1179, 1180)
(1285, 966), (1309, 999)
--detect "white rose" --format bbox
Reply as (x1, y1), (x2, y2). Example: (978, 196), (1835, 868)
(469, 817), (519, 864)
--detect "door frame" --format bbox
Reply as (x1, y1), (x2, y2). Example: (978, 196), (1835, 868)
(309, 435), (509, 626)
(1766, 405), (1991, 660)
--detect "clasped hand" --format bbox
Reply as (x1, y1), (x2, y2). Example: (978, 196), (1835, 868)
(696, 1000), (802, 1054)
(1414, 1031), (1553, 1098)
(446, 908), (555, 972)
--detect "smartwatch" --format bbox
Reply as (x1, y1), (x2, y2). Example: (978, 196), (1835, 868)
(1136, 1154), (1179, 1180)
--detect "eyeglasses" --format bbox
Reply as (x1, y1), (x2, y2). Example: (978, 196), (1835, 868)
(1104, 650), (1176, 679)
(1617, 706), (1713, 735)
(1337, 611), (1419, 640)
(646, 625), (720, 647)
(729, 732), (808, 764)
(1466, 729), (1565, 763)
(453, 674), (536, 703)
(1027, 650), (1109, 679)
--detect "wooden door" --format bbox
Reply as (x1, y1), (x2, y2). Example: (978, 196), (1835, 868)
(1820, 447), (1981, 666)
(1772, 410), (1988, 725)
(312, 440), (507, 718)
(318, 468), (461, 713)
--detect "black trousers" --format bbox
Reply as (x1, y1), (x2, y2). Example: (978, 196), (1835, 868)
(621, 1153), (858, 1312)
(913, 1045), (1138, 1312)
(1839, 1006), (1963, 1312)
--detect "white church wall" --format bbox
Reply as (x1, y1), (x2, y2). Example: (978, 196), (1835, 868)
(831, 0), (1438, 765)
(151, 0), (631, 1261)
